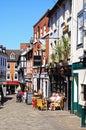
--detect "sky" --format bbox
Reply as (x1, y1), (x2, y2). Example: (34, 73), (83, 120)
(0, 0), (57, 50)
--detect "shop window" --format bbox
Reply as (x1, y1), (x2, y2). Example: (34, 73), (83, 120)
(81, 84), (86, 101)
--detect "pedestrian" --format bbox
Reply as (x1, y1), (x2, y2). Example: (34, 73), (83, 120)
(16, 91), (22, 102)
(0, 87), (4, 105)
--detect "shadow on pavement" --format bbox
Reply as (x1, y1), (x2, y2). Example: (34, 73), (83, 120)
(3, 94), (14, 103)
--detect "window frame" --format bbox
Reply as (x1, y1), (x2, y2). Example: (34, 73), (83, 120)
(10, 52), (15, 59)
(77, 10), (84, 48)
(14, 72), (18, 80)
(7, 72), (10, 80)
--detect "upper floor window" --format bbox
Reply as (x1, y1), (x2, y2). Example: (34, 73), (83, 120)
(15, 63), (17, 68)
(69, 0), (72, 15)
(51, 17), (53, 30)
(34, 33), (36, 42)
(77, 12), (83, 46)
(3, 58), (4, 66)
(0, 57), (6, 66)
(7, 63), (10, 68)
(62, 3), (65, 20)
(1, 57), (2, 66)
(50, 43), (53, 47)
(44, 24), (46, 35)
(10, 52), (15, 59)
(5, 59), (6, 66)
(55, 13), (57, 28)
(83, 0), (86, 8)
(2, 48), (6, 53)
(38, 26), (40, 38)
(0, 48), (2, 52)
(15, 73), (18, 79)
(7, 73), (10, 79)
(54, 40), (56, 46)
(40, 28), (42, 37)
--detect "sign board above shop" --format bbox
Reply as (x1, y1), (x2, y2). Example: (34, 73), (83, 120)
(25, 78), (32, 82)
(33, 55), (42, 66)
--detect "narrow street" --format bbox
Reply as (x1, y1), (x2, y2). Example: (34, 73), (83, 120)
(0, 94), (85, 130)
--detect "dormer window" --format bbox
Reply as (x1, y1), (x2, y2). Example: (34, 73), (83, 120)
(10, 52), (15, 59)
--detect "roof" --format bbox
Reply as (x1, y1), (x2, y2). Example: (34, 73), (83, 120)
(6, 49), (20, 62)
(47, 0), (64, 17)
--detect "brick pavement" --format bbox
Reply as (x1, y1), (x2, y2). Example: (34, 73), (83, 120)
(0, 94), (85, 130)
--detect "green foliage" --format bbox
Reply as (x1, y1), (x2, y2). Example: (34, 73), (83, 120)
(54, 42), (63, 62)
(50, 53), (56, 64)
(62, 35), (70, 62)
(51, 35), (70, 64)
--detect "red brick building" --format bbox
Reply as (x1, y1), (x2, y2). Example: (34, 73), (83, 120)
(33, 9), (50, 64)
(32, 10), (51, 97)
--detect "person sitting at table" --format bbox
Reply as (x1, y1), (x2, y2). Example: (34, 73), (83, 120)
(49, 93), (62, 110)
(55, 93), (61, 103)
(50, 93), (56, 101)
(49, 93), (57, 110)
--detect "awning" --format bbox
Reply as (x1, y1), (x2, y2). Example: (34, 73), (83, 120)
(6, 81), (19, 85)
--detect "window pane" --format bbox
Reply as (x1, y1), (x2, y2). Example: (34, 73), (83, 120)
(78, 14), (83, 28)
(7, 73), (10, 79)
(10, 53), (15, 59)
(77, 13), (83, 45)
(15, 73), (18, 79)
(7, 63), (10, 68)
(78, 28), (83, 44)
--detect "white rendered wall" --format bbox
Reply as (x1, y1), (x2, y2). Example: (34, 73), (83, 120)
(71, 0), (83, 63)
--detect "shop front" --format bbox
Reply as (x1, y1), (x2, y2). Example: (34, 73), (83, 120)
(6, 81), (19, 94)
(33, 73), (50, 98)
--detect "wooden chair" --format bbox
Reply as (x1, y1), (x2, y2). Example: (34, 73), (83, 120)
(31, 97), (37, 109)
(54, 98), (64, 110)
(49, 98), (64, 110)
(37, 99), (47, 110)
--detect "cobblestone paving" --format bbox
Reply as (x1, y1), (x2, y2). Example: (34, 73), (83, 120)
(0, 94), (85, 130)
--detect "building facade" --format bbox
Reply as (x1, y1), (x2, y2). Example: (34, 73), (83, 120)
(23, 41), (33, 91)
(71, 0), (86, 117)
(0, 45), (7, 96)
(17, 43), (28, 91)
(33, 10), (51, 97)
(47, 0), (72, 110)
(6, 50), (20, 94)
(48, 0), (71, 63)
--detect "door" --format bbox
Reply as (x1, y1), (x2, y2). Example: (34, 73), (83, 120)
(72, 73), (78, 113)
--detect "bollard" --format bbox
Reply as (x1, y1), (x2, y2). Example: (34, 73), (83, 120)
(81, 106), (85, 127)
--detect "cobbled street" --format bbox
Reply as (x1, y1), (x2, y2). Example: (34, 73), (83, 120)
(0, 94), (85, 130)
